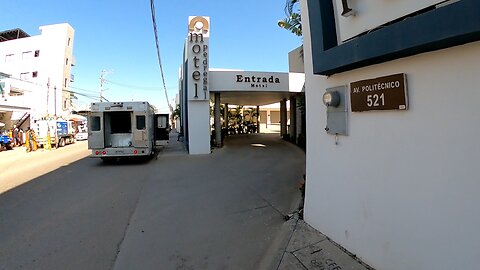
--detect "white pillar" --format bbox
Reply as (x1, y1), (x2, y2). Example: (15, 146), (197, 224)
(280, 98), (287, 137)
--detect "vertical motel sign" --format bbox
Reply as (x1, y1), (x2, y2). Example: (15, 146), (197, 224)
(187, 16), (210, 100)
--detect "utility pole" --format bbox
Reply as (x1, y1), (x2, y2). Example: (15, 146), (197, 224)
(54, 86), (57, 117)
(46, 77), (50, 116)
(99, 70), (111, 102)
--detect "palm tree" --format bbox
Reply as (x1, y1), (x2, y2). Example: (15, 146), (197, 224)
(278, 0), (302, 36)
(279, 0), (306, 149)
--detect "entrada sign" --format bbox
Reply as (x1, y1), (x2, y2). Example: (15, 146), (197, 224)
(236, 75), (281, 88)
(350, 73), (408, 112)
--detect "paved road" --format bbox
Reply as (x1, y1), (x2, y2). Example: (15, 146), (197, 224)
(0, 134), (305, 270)
(0, 140), (90, 193)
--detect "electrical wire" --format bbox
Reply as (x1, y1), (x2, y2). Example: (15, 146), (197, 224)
(105, 79), (173, 91)
(149, 0), (173, 112)
(64, 89), (104, 101)
(3, 74), (108, 104)
(70, 86), (99, 94)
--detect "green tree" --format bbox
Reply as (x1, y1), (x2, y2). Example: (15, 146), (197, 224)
(278, 0), (302, 36)
(172, 104), (180, 120)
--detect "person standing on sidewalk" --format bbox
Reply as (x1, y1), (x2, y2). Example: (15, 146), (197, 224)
(25, 127), (37, 152)
(13, 125), (19, 146)
(25, 127), (31, 152)
(17, 128), (23, 146)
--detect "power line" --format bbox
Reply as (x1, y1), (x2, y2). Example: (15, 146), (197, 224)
(105, 79), (174, 91)
(149, 0), (173, 112)
(4, 74), (109, 102)
(70, 86), (99, 94)
(64, 89), (96, 98)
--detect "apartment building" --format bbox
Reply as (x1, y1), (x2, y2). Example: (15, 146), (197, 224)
(0, 23), (75, 129)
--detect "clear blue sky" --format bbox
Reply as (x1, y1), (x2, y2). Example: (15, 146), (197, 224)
(1, 0), (302, 112)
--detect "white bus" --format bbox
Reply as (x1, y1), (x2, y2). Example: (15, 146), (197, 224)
(88, 101), (169, 160)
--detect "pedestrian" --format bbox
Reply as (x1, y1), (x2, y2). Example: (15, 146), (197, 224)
(25, 127), (37, 152)
(13, 125), (19, 146)
(33, 130), (38, 151)
(25, 127), (31, 152)
(30, 128), (38, 151)
(7, 128), (13, 142)
(25, 127), (32, 152)
(18, 128), (23, 146)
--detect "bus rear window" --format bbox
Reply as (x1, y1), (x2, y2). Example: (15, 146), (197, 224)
(136, 115), (146, 130)
(91, 116), (101, 131)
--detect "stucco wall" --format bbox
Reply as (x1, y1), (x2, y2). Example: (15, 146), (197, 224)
(302, 1), (480, 269)
(187, 100), (210, 155)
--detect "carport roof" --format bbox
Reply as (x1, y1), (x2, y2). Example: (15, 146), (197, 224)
(215, 91), (295, 106)
(209, 70), (303, 106)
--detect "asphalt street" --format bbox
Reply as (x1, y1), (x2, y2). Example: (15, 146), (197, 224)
(0, 133), (306, 270)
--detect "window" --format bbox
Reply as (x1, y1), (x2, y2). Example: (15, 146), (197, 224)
(110, 112), (131, 133)
(157, 115), (167, 128)
(22, 51), (33, 60)
(91, 116), (101, 131)
(68, 37), (71, 46)
(136, 115), (146, 130)
(65, 58), (69, 66)
(20, 72), (29, 81)
(34, 50), (40, 57)
(64, 78), (68, 87)
(5, 54), (14, 62)
(32, 71), (38, 78)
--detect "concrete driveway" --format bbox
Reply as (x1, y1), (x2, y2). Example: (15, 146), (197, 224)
(113, 134), (306, 270)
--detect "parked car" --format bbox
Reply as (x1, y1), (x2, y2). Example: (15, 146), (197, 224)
(75, 131), (88, 141)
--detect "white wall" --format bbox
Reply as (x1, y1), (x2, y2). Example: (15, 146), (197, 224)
(302, 1), (480, 269)
(39, 23), (74, 116)
(187, 100), (211, 155)
(334, 0), (444, 41)
(0, 23), (74, 118)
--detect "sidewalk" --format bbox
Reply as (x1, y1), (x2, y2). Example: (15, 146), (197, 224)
(277, 214), (374, 270)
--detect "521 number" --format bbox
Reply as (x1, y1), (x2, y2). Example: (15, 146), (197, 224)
(367, 93), (385, 107)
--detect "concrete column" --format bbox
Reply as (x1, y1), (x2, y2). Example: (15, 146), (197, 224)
(214, 93), (222, 147)
(256, 105), (260, 133)
(280, 98), (287, 138)
(289, 96), (297, 142)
